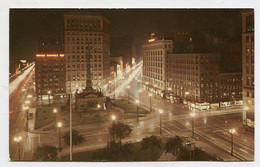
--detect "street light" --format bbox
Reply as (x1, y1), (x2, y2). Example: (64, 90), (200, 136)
(53, 108), (57, 132)
(190, 112), (196, 138)
(14, 136), (22, 160)
(154, 84), (157, 99)
(114, 73), (116, 99)
(229, 128), (236, 156)
(148, 93), (153, 112)
(138, 89), (142, 107)
(48, 90), (51, 105)
(135, 99), (140, 121)
(97, 104), (101, 125)
(57, 121), (63, 152)
(185, 91), (190, 106)
(159, 109), (163, 135)
(111, 114), (116, 141)
(111, 114), (116, 123)
(97, 104), (101, 109)
(126, 85), (131, 103)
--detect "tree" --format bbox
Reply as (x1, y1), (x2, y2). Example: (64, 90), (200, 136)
(109, 122), (133, 146)
(62, 129), (84, 146)
(33, 144), (58, 161)
(141, 135), (162, 160)
(165, 136), (183, 156)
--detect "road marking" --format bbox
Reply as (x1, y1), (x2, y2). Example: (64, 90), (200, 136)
(239, 148), (249, 154)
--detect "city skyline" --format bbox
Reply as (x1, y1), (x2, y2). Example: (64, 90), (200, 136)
(10, 9), (242, 70)
(9, 8), (254, 163)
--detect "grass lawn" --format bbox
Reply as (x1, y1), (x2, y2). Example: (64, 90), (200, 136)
(35, 106), (56, 129)
(113, 99), (148, 114)
(61, 112), (108, 127)
(61, 142), (163, 161)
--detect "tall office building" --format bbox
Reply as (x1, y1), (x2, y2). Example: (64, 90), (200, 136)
(166, 53), (220, 110)
(35, 54), (66, 101)
(35, 39), (66, 101)
(142, 33), (173, 96)
(64, 13), (111, 94)
(242, 10), (254, 128)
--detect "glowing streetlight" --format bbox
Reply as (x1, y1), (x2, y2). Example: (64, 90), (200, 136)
(53, 108), (57, 132)
(190, 112), (196, 138)
(57, 121), (63, 152)
(14, 136), (22, 160)
(111, 115), (116, 122)
(135, 99), (140, 121)
(148, 93), (153, 112)
(159, 109), (163, 135)
(126, 85), (131, 103)
(229, 128), (236, 156)
(97, 104), (101, 109)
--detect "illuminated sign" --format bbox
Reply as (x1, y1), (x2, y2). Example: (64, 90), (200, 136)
(46, 54), (59, 57)
(36, 54), (65, 57)
(148, 38), (155, 43)
(36, 54), (45, 57)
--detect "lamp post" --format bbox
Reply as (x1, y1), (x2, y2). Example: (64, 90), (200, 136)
(111, 114), (116, 141)
(159, 109), (163, 135)
(138, 89), (142, 108)
(109, 81), (112, 93)
(190, 112), (196, 138)
(14, 136), (22, 160)
(135, 99), (140, 121)
(53, 108), (57, 132)
(114, 73), (116, 99)
(148, 93), (152, 112)
(126, 85), (131, 103)
(97, 104), (101, 125)
(57, 122), (62, 152)
(229, 128), (236, 156)
(154, 84), (157, 99)
(185, 91), (190, 107)
(168, 87), (172, 102)
(48, 90), (51, 105)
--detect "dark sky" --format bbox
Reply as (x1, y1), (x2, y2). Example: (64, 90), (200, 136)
(10, 9), (242, 64)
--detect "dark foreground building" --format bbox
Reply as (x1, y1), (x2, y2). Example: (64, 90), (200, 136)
(242, 10), (254, 128)
(35, 39), (66, 101)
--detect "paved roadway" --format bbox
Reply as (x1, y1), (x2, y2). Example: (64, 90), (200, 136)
(10, 62), (254, 161)
(20, 63), (254, 161)
(9, 65), (35, 161)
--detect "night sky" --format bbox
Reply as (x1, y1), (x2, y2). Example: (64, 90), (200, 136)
(10, 9), (242, 68)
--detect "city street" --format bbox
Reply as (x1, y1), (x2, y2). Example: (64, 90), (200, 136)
(11, 63), (254, 161)
(9, 64), (35, 160)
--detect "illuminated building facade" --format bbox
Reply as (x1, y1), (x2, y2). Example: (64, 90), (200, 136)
(242, 10), (254, 128)
(35, 54), (66, 101)
(64, 13), (111, 94)
(142, 33), (173, 96)
(166, 53), (220, 110)
(219, 73), (242, 107)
